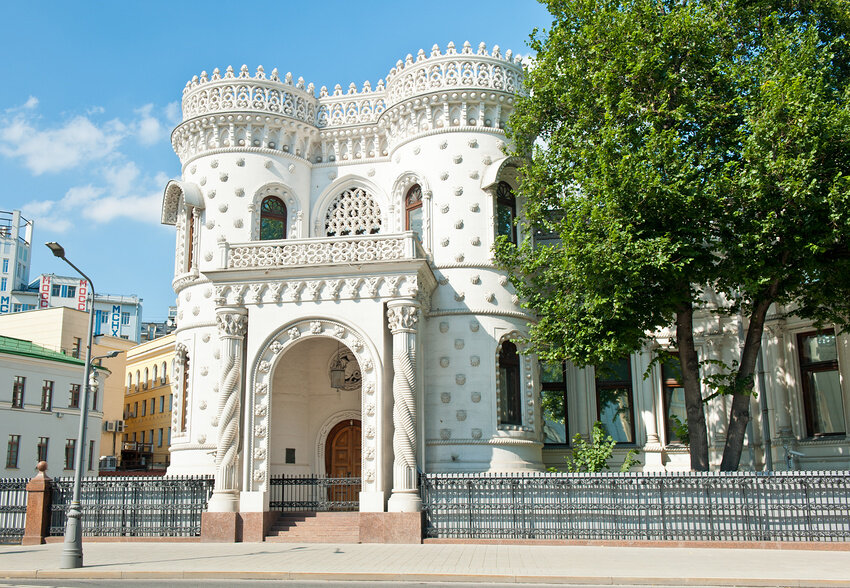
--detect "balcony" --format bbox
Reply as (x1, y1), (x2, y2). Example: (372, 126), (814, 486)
(217, 232), (426, 272)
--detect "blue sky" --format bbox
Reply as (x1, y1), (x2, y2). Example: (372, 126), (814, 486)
(0, 1), (551, 322)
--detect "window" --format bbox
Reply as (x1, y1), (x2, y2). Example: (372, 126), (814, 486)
(41, 380), (54, 411)
(150, 397), (155, 415)
(595, 358), (635, 443)
(143, 368), (149, 389)
(127, 373), (133, 392)
(135, 370), (140, 391)
(1, 258), (7, 272)
(661, 354), (688, 444)
(157, 428), (163, 447)
(0, 277), (6, 291)
(260, 196), (287, 240)
(12, 376), (25, 408)
(168, 393), (173, 413)
(121, 311), (130, 326)
(51, 284), (60, 297)
(541, 362), (568, 444)
(6, 435), (20, 468)
(404, 184), (423, 240)
(88, 440), (95, 470)
(149, 429), (154, 447)
(12, 303), (21, 312)
(64, 439), (76, 470)
(799, 331), (846, 436)
(495, 181), (517, 244)
(186, 211), (195, 272)
(141, 399), (146, 417)
(161, 361), (168, 384)
(152, 364), (158, 383)
(71, 337), (82, 359)
(133, 401), (138, 417)
(125, 403), (130, 419)
(159, 395), (165, 413)
(69, 383), (80, 408)
(498, 341), (522, 426)
(324, 187), (382, 236)
(37, 437), (49, 463)
(60, 285), (76, 298)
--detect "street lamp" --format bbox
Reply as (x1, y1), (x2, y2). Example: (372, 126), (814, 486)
(46, 242), (97, 569)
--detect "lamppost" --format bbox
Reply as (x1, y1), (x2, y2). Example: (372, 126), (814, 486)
(45, 242), (97, 569)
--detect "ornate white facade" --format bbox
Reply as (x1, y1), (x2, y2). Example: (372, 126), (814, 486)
(161, 43), (542, 515)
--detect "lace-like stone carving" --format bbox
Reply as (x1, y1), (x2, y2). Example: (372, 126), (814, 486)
(324, 188), (382, 237)
(228, 235), (407, 269)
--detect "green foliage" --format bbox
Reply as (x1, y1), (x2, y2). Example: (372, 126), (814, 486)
(565, 421), (641, 472)
(497, 0), (850, 470)
(669, 415), (690, 446)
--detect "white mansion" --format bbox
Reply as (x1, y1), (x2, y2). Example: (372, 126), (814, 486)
(161, 42), (849, 524)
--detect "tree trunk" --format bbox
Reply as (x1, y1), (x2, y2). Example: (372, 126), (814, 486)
(720, 296), (773, 471)
(676, 302), (710, 471)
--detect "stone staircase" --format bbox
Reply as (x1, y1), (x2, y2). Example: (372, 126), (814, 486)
(265, 511), (361, 543)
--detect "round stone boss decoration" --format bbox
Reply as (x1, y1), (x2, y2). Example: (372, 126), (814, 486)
(247, 318), (378, 493)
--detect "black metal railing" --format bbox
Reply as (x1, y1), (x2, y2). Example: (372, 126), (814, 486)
(0, 477), (28, 544)
(269, 475), (360, 512)
(49, 475), (214, 537)
(420, 471), (850, 542)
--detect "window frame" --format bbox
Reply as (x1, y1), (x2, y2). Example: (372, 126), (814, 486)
(497, 340), (523, 427)
(495, 181), (518, 245)
(660, 353), (688, 445)
(37, 437), (49, 463)
(594, 358), (637, 445)
(259, 196), (288, 241)
(541, 361), (569, 445)
(41, 380), (54, 412)
(12, 376), (25, 408)
(6, 434), (20, 469)
(404, 184), (423, 238)
(64, 439), (76, 470)
(798, 330), (846, 437)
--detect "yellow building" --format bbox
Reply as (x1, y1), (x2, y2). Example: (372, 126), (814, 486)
(0, 306), (135, 463)
(123, 333), (175, 469)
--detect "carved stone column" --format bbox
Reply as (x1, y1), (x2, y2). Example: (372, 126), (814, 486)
(386, 299), (421, 513)
(208, 307), (248, 513)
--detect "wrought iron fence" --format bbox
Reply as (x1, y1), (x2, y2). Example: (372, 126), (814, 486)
(0, 478), (28, 544)
(49, 475), (214, 537)
(420, 471), (850, 542)
(269, 475), (360, 512)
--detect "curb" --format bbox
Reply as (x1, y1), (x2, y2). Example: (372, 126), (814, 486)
(2, 570), (849, 586)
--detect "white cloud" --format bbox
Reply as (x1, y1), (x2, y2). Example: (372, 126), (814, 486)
(134, 104), (163, 146)
(0, 112), (126, 175)
(164, 101), (181, 125)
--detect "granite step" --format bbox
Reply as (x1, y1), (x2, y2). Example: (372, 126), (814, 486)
(266, 511), (361, 543)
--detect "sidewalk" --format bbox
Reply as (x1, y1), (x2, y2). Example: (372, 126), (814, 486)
(2, 541), (850, 586)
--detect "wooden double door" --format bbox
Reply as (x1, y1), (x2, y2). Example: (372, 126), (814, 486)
(325, 419), (361, 507)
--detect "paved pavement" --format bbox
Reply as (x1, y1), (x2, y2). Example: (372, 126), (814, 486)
(1, 541), (849, 586)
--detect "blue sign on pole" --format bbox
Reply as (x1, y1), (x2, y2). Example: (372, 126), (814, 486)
(111, 305), (121, 336)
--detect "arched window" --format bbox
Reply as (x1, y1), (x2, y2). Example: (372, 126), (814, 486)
(186, 211), (195, 272)
(260, 196), (287, 240)
(127, 373), (133, 392)
(496, 181), (517, 244)
(498, 341), (522, 426)
(135, 370), (141, 392)
(143, 368), (149, 389)
(405, 184), (423, 239)
(325, 188), (382, 236)
(161, 361), (168, 384)
(152, 364), (158, 383)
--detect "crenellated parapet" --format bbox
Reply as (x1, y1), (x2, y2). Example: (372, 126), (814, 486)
(172, 42), (524, 165)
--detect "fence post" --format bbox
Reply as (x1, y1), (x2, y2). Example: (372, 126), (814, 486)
(21, 461), (52, 545)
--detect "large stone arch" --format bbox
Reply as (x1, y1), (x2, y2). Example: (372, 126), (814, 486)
(245, 317), (382, 495)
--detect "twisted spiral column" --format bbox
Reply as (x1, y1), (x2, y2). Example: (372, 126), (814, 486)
(208, 307), (248, 513)
(386, 299), (422, 513)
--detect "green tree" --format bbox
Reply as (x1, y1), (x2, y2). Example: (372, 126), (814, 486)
(564, 421), (641, 472)
(497, 0), (850, 471)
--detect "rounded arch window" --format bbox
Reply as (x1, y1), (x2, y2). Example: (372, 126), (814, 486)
(405, 184), (423, 240)
(325, 187), (382, 236)
(496, 181), (517, 244)
(260, 196), (287, 240)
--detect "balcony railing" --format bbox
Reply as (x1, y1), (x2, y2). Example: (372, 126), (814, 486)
(220, 232), (424, 271)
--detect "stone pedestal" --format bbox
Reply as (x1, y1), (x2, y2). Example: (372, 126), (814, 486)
(359, 512), (422, 544)
(201, 511), (239, 542)
(21, 462), (51, 546)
